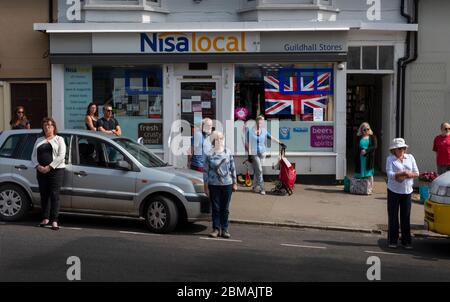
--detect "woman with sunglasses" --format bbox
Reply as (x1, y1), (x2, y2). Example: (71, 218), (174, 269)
(386, 138), (419, 249)
(354, 122), (377, 188)
(10, 106), (31, 130)
(432, 122), (450, 175)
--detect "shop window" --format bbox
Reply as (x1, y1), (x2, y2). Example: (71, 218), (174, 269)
(234, 64), (334, 153)
(92, 66), (163, 149)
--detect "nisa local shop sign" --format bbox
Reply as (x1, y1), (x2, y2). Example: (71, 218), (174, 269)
(92, 32), (259, 54)
(141, 32), (256, 53)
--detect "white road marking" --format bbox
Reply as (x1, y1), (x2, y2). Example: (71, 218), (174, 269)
(364, 250), (409, 256)
(119, 231), (161, 236)
(199, 237), (243, 243)
(60, 227), (83, 230)
(281, 243), (327, 250)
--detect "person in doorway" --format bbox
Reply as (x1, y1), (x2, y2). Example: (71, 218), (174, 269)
(203, 131), (237, 239)
(432, 122), (450, 175)
(10, 106), (31, 129)
(386, 138), (419, 249)
(188, 118), (213, 172)
(31, 117), (66, 231)
(98, 103), (121, 136)
(354, 122), (378, 188)
(85, 102), (98, 131)
(246, 115), (285, 195)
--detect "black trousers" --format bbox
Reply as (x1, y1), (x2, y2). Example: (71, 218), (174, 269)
(387, 189), (412, 245)
(37, 168), (64, 222)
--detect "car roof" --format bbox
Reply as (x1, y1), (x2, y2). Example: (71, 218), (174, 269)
(0, 129), (119, 140)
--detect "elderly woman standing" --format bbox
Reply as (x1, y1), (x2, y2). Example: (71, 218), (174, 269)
(203, 131), (237, 239)
(432, 122), (450, 175)
(354, 122), (377, 188)
(386, 138), (419, 249)
(31, 117), (66, 231)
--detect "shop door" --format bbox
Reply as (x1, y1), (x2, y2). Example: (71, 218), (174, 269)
(172, 80), (218, 168)
(10, 83), (48, 129)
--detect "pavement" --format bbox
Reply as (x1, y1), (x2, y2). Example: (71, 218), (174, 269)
(1, 219), (450, 282)
(229, 177), (444, 237)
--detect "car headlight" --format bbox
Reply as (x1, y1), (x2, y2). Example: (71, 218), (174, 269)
(436, 186), (449, 196)
(190, 178), (204, 193)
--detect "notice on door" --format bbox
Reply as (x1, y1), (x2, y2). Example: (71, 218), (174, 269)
(138, 123), (163, 145)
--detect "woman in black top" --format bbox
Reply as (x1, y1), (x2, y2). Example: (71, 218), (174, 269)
(85, 102), (98, 131)
(31, 117), (66, 231)
(10, 106), (31, 129)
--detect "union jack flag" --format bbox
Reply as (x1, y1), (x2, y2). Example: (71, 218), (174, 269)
(264, 70), (331, 117)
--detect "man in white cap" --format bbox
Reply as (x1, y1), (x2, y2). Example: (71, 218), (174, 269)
(385, 138), (419, 249)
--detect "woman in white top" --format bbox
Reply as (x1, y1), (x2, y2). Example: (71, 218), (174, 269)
(31, 117), (66, 231)
(385, 138), (419, 249)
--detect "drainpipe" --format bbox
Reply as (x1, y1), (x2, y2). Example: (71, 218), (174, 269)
(396, 0), (419, 137)
(49, 0), (53, 23)
(400, 0), (419, 138)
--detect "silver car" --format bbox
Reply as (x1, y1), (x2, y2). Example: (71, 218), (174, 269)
(0, 129), (210, 233)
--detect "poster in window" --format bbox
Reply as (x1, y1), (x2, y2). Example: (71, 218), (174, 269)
(138, 123), (163, 145)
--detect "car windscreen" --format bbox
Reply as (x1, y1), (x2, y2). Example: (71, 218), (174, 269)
(113, 138), (168, 168)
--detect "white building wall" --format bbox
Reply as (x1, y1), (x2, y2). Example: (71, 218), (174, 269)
(405, 0), (450, 173)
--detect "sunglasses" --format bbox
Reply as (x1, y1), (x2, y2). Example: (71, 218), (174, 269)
(17, 111), (24, 114)
(444, 128), (450, 131)
(396, 147), (406, 151)
(106, 109), (113, 112)
(363, 128), (370, 132)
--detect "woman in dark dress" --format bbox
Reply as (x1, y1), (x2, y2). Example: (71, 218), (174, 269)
(85, 102), (98, 131)
(31, 117), (66, 231)
(10, 106), (31, 129)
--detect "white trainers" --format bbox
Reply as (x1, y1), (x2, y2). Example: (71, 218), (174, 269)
(221, 230), (231, 239)
(260, 190), (266, 195)
(209, 229), (220, 238)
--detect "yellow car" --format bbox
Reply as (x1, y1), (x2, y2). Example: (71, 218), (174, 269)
(424, 171), (450, 236)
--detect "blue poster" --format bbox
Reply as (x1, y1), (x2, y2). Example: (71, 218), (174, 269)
(64, 65), (93, 130)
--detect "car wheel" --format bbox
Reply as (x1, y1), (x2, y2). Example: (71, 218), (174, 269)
(145, 195), (178, 234)
(0, 184), (30, 222)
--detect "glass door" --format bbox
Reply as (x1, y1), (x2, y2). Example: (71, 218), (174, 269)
(171, 80), (218, 168)
(180, 81), (217, 126)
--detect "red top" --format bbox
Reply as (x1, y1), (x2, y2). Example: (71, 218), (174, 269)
(433, 135), (450, 166)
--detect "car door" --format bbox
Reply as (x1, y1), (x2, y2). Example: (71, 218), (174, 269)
(71, 135), (137, 215)
(8, 133), (73, 210)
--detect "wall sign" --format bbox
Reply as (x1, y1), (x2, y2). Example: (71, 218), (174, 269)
(310, 125), (334, 148)
(92, 32), (259, 54)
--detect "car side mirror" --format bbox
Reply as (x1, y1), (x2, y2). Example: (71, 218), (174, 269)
(116, 160), (131, 171)
(137, 137), (144, 145)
